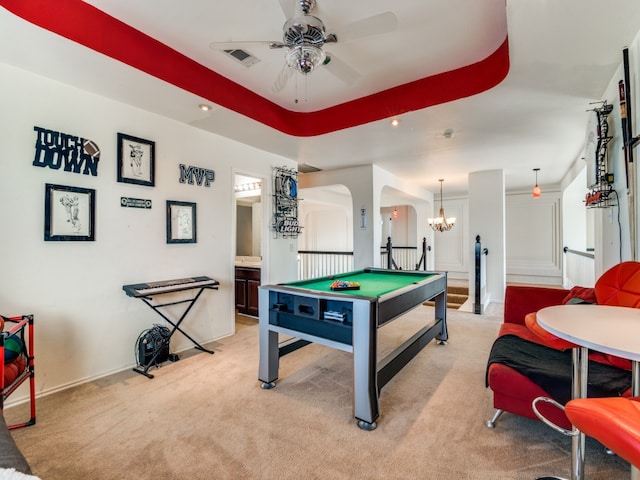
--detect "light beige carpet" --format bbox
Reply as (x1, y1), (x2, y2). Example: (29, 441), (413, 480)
(5, 305), (630, 479)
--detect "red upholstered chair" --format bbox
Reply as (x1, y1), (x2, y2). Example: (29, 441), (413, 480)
(565, 397), (640, 469)
(486, 262), (640, 429)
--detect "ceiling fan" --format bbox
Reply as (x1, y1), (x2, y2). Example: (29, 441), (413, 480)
(209, 0), (397, 92)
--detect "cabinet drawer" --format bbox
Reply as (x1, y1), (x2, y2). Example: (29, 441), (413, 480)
(235, 267), (261, 281)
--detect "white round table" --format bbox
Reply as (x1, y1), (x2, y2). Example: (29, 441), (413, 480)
(536, 304), (640, 480)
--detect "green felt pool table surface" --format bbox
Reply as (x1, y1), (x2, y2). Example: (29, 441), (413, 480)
(283, 269), (437, 298)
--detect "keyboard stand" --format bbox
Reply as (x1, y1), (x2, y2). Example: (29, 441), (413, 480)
(132, 285), (216, 379)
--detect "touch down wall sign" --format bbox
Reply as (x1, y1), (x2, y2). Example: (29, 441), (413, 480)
(33, 126), (100, 176)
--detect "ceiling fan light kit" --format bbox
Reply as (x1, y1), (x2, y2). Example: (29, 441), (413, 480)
(279, 7), (336, 75)
(210, 0), (397, 91)
(286, 44), (326, 74)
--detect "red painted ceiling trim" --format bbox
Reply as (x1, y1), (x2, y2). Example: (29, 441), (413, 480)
(1, 0), (510, 137)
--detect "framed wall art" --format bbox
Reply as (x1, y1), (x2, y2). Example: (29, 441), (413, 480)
(117, 133), (155, 187)
(166, 200), (196, 244)
(44, 183), (96, 241)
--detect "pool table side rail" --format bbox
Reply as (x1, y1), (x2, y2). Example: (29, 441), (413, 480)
(285, 268), (438, 292)
(377, 273), (447, 327)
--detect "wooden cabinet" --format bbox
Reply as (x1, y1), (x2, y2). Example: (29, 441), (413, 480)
(235, 266), (260, 317)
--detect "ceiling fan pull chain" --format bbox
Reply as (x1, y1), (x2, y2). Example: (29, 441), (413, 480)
(304, 75), (308, 103)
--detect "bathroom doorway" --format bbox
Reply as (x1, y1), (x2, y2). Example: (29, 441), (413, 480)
(234, 174), (263, 322)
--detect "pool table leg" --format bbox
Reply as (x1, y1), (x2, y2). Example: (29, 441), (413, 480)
(435, 290), (448, 344)
(258, 289), (279, 388)
(352, 300), (379, 430)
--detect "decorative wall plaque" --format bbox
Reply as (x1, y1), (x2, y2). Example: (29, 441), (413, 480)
(272, 166), (302, 238)
(33, 126), (100, 177)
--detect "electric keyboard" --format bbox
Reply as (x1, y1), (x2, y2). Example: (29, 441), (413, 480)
(122, 276), (219, 297)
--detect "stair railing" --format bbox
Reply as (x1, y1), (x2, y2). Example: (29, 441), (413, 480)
(415, 237), (429, 271)
(385, 237), (399, 270)
(380, 237), (420, 270)
(473, 235), (489, 314)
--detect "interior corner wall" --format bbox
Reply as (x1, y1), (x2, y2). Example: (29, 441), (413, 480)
(506, 189), (563, 285)
(432, 197), (468, 280)
(468, 170), (505, 305)
(297, 186), (353, 252)
(628, 31), (640, 265)
(298, 166), (434, 269)
(373, 166), (432, 266)
(594, 56), (635, 271)
(236, 205), (253, 255)
(562, 168), (588, 252)
(0, 62), (295, 403)
(380, 206), (411, 247)
(251, 201), (262, 257)
(299, 166), (377, 268)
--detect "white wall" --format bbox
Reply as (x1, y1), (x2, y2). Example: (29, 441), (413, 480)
(380, 206), (413, 247)
(593, 59), (635, 272)
(299, 165), (434, 269)
(373, 167), (433, 255)
(251, 201), (262, 256)
(431, 197), (468, 280)
(468, 170), (505, 306)
(0, 62), (295, 402)
(298, 185), (352, 252)
(562, 168), (588, 253)
(506, 189), (563, 284)
(299, 166), (377, 268)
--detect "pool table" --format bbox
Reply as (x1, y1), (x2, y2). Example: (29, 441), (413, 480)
(258, 268), (448, 430)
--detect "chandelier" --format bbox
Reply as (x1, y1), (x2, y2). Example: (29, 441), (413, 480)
(428, 179), (456, 232)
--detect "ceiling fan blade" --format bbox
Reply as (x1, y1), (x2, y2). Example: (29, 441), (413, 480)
(209, 41), (285, 51)
(278, 0), (297, 17)
(272, 63), (294, 93)
(338, 12), (398, 42)
(210, 41), (271, 50)
(323, 53), (360, 85)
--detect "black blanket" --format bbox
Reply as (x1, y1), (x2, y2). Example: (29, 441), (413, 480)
(486, 334), (632, 405)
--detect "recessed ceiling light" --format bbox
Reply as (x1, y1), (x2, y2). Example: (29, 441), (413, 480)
(391, 118), (400, 127)
(198, 104), (212, 111)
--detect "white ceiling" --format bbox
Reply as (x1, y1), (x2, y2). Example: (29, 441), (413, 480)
(2, 0), (640, 197)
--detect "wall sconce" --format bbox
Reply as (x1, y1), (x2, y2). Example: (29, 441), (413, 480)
(532, 168), (541, 198)
(428, 179), (456, 232)
(393, 207), (398, 219)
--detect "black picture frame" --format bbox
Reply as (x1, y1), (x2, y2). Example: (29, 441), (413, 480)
(117, 133), (155, 187)
(166, 200), (197, 244)
(44, 183), (96, 241)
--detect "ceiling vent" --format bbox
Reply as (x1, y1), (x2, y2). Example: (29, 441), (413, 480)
(223, 49), (260, 67)
(298, 163), (322, 173)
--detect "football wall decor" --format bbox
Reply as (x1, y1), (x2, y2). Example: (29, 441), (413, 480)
(33, 125), (100, 176)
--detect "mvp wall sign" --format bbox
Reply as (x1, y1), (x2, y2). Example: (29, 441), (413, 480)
(179, 164), (215, 187)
